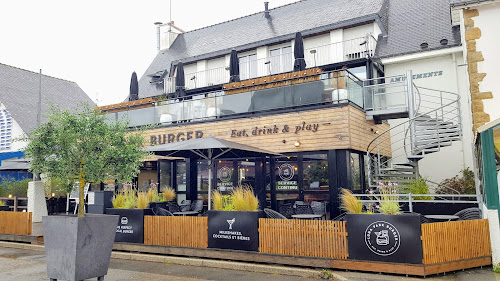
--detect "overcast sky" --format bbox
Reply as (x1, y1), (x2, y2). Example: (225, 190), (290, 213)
(0, 0), (298, 106)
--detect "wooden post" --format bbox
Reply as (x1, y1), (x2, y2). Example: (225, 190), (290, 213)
(13, 196), (18, 212)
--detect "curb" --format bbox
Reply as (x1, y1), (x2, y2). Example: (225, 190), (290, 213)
(0, 241), (346, 280)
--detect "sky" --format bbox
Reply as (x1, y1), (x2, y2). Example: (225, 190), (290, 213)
(0, 0), (299, 106)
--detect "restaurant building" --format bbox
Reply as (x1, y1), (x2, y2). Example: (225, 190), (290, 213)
(99, 0), (473, 218)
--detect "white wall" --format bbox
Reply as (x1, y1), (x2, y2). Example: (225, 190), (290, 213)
(474, 2), (500, 121)
(382, 51), (474, 184)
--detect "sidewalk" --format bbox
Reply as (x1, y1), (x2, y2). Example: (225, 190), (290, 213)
(1, 242), (499, 281)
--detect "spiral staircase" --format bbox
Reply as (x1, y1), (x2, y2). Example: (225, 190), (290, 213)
(365, 71), (462, 188)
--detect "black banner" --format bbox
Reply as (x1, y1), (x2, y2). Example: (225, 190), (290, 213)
(346, 213), (423, 264)
(207, 210), (263, 251)
(106, 208), (153, 243)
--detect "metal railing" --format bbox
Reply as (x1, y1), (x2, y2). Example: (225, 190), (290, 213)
(365, 72), (462, 188)
(164, 36), (377, 94)
(352, 193), (480, 213)
(109, 70), (363, 127)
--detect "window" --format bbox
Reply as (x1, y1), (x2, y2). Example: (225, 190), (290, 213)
(216, 160), (234, 192)
(269, 46), (292, 74)
(239, 54), (257, 80)
(303, 154), (328, 191)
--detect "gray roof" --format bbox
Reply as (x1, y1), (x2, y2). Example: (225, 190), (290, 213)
(139, 0), (388, 99)
(0, 63), (95, 133)
(375, 0), (461, 58)
(449, 0), (498, 6)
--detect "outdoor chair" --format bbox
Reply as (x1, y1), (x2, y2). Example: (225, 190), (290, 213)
(154, 207), (174, 216)
(293, 201), (308, 208)
(180, 200), (192, 211)
(453, 207), (482, 221)
(167, 202), (181, 213)
(191, 200), (204, 213)
(311, 201), (326, 218)
(264, 208), (288, 219)
(419, 215), (433, 224)
(295, 204), (314, 215)
(278, 203), (294, 219)
(333, 213), (346, 221)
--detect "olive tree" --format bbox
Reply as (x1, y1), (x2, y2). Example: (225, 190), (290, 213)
(24, 105), (149, 217)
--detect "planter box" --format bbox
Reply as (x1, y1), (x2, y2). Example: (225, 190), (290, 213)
(105, 208), (154, 243)
(207, 210), (264, 252)
(42, 214), (119, 281)
(346, 213), (423, 264)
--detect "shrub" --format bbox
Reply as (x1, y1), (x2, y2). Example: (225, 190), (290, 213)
(0, 178), (30, 197)
(437, 168), (475, 194)
(161, 187), (176, 202)
(403, 178), (433, 200)
(340, 188), (362, 214)
(0, 200), (5, 207)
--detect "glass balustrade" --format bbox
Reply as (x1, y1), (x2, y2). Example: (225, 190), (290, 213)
(103, 71), (364, 127)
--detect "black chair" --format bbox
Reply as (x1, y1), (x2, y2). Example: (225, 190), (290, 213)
(264, 208), (288, 219)
(295, 204), (314, 215)
(453, 207), (482, 220)
(180, 200), (192, 211)
(191, 200), (203, 213)
(154, 207), (174, 216)
(167, 202), (181, 213)
(311, 201), (326, 218)
(420, 215), (433, 224)
(278, 203), (294, 219)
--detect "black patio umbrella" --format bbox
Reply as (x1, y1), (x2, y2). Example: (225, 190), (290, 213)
(175, 62), (185, 98)
(229, 49), (240, 83)
(128, 71), (139, 101)
(146, 136), (280, 210)
(293, 32), (306, 71)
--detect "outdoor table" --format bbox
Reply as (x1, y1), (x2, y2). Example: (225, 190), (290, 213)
(173, 211), (199, 216)
(424, 215), (460, 222)
(291, 214), (323, 220)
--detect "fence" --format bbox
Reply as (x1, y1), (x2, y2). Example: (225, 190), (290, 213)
(258, 218), (348, 259)
(421, 219), (491, 264)
(0, 211), (32, 235)
(144, 216), (208, 248)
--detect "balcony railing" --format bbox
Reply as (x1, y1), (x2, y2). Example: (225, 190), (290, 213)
(110, 70), (363, 127)
(163, 36), (376, 94)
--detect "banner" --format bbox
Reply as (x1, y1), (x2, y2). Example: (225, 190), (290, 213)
(208, 210), (263, 251)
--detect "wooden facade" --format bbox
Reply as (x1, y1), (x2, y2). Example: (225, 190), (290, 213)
(0, 211), (32, 235)
(258, 218), (348, 259)
(144, 216), (208, 248)
(144, 105), (390, 155)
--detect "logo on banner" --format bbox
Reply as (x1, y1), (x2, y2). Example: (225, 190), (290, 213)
(278, 163), (294, 181)
(364, 221), (400, 256)
(227, 218), (236, 230)
(121, 217), (128, 225)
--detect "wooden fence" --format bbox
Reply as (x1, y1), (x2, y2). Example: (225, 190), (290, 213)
(421, 219), (491, 264)
(144, 216), (208, 248)
(0, 211), (32, 235)
(259, 218), (348, 259)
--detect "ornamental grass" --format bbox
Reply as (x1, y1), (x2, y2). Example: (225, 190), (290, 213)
(136, 192), (149, 209)
(161, 187), (176, 202)
(340, 188), (362, 214)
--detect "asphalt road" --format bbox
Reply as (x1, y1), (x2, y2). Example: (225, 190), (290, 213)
(1, 246), (499, 281)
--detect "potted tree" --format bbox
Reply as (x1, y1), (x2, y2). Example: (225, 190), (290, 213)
(24, 105), (149, 281)
(208, 185), (264, 251)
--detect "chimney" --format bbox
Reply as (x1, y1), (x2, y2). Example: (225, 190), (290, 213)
(154, 22), (163, 51)
(264, 2), (270, 18)
(155, 21), (184, 50)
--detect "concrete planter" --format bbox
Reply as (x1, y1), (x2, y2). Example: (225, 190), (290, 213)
(42, 214), (119, 281)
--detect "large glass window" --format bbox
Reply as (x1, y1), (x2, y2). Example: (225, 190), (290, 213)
(238, 160), (255, 188)
(303, 154), (328, 191)
(350, 153), (362, 192)
(197, 160), (209, 192)
(270, 46), (292, 74)
(159, 160), (171, 191)
(217, 160), (234, 192)
(239, 54), (257, 80)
